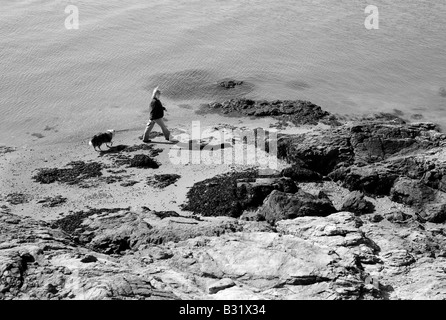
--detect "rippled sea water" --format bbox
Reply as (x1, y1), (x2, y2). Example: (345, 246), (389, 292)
(1, 0), (445, 146)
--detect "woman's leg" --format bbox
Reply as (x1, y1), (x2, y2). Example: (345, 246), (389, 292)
(154, 118), (171, 140)
(142, 120), (156, 141)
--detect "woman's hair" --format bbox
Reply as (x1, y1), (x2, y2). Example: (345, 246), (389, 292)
(151, 87), (161, 99)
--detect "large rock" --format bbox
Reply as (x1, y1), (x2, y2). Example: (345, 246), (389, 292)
(390, 177), (435, 206)
(0, 212), (178, 300)
(168, 225), (380, 300)
(383, 211), (413, 223)
(421, 203), (446, 223)
(3, 208), (446, 300)
(281, 164), (322, 182)
(208, 99), (339, 126)
(255, 190), (337, 224)
(278, 120), (446, 190)
(236, 177), (298, 208)
(341, 191), (375, 215)
(329, 165), (398, 196)
(53, 209), (244, 252)
(277, 130), (353, 176)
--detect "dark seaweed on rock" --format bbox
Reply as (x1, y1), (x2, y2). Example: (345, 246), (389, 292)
(4, 192), (30, 205)
(104, 144), (163, 169)
(32, 161), (102, 184)
(203, 99), (340, 126)
(52, 207), (130, 235)
(181, 170), (259, 218)
(147, 174), (181, 188)
(128, 154), (160, 169)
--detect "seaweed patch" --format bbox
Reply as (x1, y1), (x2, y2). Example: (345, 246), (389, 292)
(33, 161), (103, 184)
(147, 174), (181, 188)
(3, 192), (31, 205)
(181, 169), (259, 218)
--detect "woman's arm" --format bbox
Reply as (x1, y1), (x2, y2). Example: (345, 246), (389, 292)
(158, 99), (166, 111)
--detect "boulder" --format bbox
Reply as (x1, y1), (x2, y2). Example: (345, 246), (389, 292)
(281, 165), (322, 182)
(4, 207), (446, 300)
(80, 255), (98, 263)
(421, 203), (446, 223)
(236, 177), (298, 208)
(381, 250), (416, 267)
(255, 190), (337, 224)
(341, 191), (375, 215)
(384, 211), (412, 223)
(390, 177), (435, 206)
(329, 165), (398, 196)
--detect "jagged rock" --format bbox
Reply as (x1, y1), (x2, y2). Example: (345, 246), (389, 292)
(0, 211), (180, 300)
(329, 165), (398, 196)
(278, 120), (446, 203)
(421, 203), (446, 223)
(381, 250), (416, 267)
(236, 177), (298, 208)
(276, 212), (368, 249)
(166, 212), (385, 299)
(255, 190), (337, 224)
(3, 207), (446, 300)
(208, 278), (236, 294)
(384, 211), (412, 223)
(281, 164), (322, 182)
(370, 214), (384, 223)
(80, 255), (98, 263)
(390, 177), (435, 206)
(53, 209), (244, 251)
(341, 191), (375, 215)
(277, 132), (352, 176)
(239, 210), (265, 222)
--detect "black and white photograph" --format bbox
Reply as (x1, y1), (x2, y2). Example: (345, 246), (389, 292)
(1, 0), (445, 308)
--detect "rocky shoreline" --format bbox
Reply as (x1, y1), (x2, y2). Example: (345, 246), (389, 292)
(2, 99), (446, 300)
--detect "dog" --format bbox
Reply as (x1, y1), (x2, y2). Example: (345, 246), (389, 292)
(89, 129), (115, 151)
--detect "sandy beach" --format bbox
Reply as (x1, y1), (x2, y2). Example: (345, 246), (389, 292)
(0, 102), (310, 221)
(3, 98), (446, 302)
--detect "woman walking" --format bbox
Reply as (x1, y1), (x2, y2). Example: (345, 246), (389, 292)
(142, 87), (171, 142)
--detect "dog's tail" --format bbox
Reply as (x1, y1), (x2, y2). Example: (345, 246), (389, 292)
(88, 140), (93, 146)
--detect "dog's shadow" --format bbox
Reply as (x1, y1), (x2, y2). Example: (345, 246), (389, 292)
(98, 144), (128, 156)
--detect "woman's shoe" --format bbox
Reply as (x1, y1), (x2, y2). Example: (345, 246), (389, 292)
(142, 139), (151, 143)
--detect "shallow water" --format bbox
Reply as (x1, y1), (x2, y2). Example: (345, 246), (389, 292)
(1, 0), (445, 146)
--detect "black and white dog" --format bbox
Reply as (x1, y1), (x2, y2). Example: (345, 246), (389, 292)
(89, 129), (115, 151)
